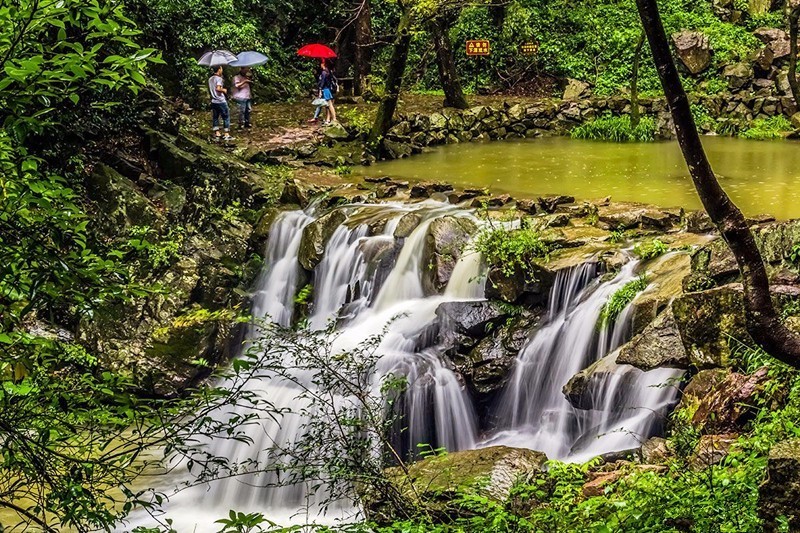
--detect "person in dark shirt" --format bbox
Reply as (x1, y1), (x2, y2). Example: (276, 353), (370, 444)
(317, 59), (337, 124)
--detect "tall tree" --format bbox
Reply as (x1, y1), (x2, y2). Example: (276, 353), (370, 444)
(630, 32), (646, 129)
(788, 4), (800, 105)
(429, 11), (469, 109)
(635, 0), (800, 368)
(353, 0), (374, 96)
(368, 3), (412, 149)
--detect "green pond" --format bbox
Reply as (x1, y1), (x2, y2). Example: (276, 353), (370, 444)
(354, 136), (800, 220)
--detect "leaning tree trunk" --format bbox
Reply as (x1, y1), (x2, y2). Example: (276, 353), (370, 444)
(353, 0), (373, 96)
(636, 0), (800, 368)
(789, 6), (800, 105)
(630, 32), (645, 129)
(368, 8), (412, 150)
(430, 14), (469, 109)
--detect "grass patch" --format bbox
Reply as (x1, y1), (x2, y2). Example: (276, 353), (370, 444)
(633, 239), (669, 260)
(571, 114), (657, 143)
(599, 274), (649, 327)
(738, 115), (793, 140)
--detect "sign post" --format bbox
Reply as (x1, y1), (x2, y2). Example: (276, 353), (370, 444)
(466, 40), (490, 94)
(520, 41), (539, 56)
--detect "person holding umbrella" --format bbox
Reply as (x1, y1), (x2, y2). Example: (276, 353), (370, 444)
(229, 51), (268, 129)
(298, 45), (338, 125)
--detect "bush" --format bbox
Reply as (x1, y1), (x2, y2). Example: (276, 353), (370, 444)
(739, 115), (793, 140)
(473, 223), (550, 278)
(599, 274), (648, 326)
(571, 114), (657, 142)
(633, 239), (669, 260)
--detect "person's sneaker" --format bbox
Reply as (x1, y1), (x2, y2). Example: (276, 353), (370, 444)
(322, 120), (331, 126)
(307, 118), (318, 124)
(244, 123), (252, 129)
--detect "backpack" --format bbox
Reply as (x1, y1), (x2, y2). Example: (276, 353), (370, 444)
(330, 73), (339, 95)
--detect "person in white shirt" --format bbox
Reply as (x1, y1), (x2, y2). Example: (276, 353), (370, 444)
(208, 65), (233, 141)
(231, 67), (253, 129)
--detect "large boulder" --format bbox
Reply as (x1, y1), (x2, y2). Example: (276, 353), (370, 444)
(435, 300), (510, 353)
(86, 164), (163, 237)
(671, 285), (750, 368)
(457, 314), (539, 401)
(375, 446), (547, 521)
(617, 307), (691, 370)
(754, 27), (791, 59)
(672, 31), (712, 75)
(723, 63), (754, 90)
(563, 79), (590, 100)
(298, 210), (348, 270)
(759, 439), (800, 532)
(681, 367), (769, 433)
(421, 216), (477, 294)
(563, 352), (638, 410)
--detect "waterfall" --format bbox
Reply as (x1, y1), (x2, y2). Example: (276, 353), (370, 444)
(485, 260), (681, 460)
(136, 202), (684, 531)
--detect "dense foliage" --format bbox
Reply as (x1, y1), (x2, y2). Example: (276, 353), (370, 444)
(571, 114), (657, 142)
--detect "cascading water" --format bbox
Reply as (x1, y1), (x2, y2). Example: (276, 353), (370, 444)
(137, 201), (683, 531)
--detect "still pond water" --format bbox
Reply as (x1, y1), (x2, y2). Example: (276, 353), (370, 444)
(354, 136), (800, 219)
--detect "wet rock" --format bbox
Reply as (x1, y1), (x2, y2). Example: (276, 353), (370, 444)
(447, 190), (482, 204)
(691, 434), (738, 469)
(394, 212), (423, 238)
(754, 27), (791, 59)
(538, 195), (575, 213)
(563, 78), (591, 100)
(383, 139), (413, 159)
(436, 301), (510, 353)
(688, 367), (769, 433)
(86, 164), (163, 238)
(251, 207), (280, 251)
(280, 178), (316, 207)
(422, 216), (477, 294)
(410, 181), (453, 199)
(377, 446), (547, 520)
(672, 31), (712, 74)
(671, 285), (749, 368)
(429, 112), (448, 130)
(617, 307), (691, 370)
(686, 210), (715, 233)
(641, 437), (673, 464)
(298, 210), (348, 271)
(563, 353), (638, 410)
(375, 184), (398, 199)
(464, 317), (533, 398)
(759, 439), (800, 532)
(582, 471), (623, 497)
(516, 199), (538, 215)
(323, 122), (351, 141)
(485, 263), (553, 305)
(545, 213), (571, 228)
(487, 194), (513, 207)
(723, 63), (754, 90)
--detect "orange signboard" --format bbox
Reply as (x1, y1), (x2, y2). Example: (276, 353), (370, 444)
(466, 40), (490, 56)
(520, 42), (539, 55)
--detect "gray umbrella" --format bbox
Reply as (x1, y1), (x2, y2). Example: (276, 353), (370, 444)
(230, 51), (269, 67)
(197, 50), (237, 66)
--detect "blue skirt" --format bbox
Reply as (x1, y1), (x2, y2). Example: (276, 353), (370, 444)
(322, 88), (333, 101)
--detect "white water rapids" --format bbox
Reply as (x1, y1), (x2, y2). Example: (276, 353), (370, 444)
(128, 200), (683, 531)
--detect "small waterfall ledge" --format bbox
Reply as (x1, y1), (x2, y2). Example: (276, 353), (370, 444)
(148, 200), (687, 530)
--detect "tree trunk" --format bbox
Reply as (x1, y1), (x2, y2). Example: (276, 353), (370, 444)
(636, 0), (800, 368)
(430, 15), (469, 109)
(353, 0), (373, 96)
(630, 32), (645, 129)
(368, 9), (412, 150)
(789, 6), (800, 105)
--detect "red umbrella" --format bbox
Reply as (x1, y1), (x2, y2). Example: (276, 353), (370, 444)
(297, 44), (337, 59)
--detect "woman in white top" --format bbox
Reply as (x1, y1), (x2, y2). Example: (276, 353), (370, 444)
(231, 67), (253, 129)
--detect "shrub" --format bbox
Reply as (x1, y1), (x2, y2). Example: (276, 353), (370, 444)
(739, 115), (793, 140)
(599, 274), (649, 326)
(571, 114), (657, 142)
(633, 239), (669, 260)
(473, 224), (550, 278)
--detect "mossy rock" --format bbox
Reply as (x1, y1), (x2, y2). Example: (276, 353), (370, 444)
(759, 438), (800, 532)
(298, 209), (348, 270)
(86, 164), (163, 237)
(671, 285), (749, 368)
(421, 216), (477, 295)
(371, 446), (547, 522)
